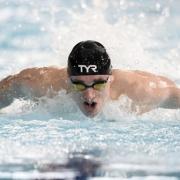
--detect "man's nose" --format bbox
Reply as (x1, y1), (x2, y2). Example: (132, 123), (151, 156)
(83, 88), (96, 100)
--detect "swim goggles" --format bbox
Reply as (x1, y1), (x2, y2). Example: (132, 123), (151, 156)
(70, 78), (109, 91)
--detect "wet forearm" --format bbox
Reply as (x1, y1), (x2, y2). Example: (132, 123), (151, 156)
(0, 76), (16, 109)
(0, 94), (13, 109)
(162, 87), (180, 109)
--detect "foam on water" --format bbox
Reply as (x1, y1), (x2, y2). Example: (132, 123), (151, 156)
(0, 0), (180, 179)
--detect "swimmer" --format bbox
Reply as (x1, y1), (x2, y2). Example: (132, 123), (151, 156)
(0, 40), (180, 117)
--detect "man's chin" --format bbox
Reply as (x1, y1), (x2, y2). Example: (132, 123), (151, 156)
(84, 111), (98, 117)
(81, 103), (100, 117)
(82, 111), (99, 118)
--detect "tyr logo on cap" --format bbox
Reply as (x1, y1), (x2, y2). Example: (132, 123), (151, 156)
(78, 65), (97, 73)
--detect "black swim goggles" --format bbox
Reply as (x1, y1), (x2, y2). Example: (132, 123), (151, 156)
(70, 77), (109, 91)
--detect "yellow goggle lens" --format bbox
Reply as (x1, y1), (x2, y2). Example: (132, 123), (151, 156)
(93, 83), (106, 90)
(71, 82), (106, 91)
(72, 84), (86, 91)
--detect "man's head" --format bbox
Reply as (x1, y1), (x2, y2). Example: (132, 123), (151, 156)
(68, 40), (113, 117)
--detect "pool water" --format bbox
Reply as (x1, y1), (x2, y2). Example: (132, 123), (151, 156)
(0, 0), (180, 179)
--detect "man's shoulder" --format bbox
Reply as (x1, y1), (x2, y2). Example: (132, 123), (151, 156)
(16, 66), (67, 78)
(19, 66), (67, 74)
(112, 68), (176, 88)
(112, 69), (135, 82)
(112, 69), (165, 80)
(112, 69), (135, 75)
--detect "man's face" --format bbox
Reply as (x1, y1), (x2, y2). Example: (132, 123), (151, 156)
(69, 75), (112, 117)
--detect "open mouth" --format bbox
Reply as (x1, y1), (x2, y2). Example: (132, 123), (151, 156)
(84, 101), (97, 108)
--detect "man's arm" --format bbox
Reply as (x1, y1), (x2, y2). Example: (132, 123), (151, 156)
(129, 71), (180, 110)
(0, 68), (45, 110)
(0, 67), (68, 110)
(160, 87), (180, 109)
(0, 75), (20, 109)
(112, 70), (180, 112)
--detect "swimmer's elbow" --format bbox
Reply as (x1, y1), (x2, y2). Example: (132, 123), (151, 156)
(161, 87), (180, 109)
(0, 95), (13, 109)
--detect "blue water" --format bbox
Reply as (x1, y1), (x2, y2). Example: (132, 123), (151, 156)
(0, 0), (180, 179)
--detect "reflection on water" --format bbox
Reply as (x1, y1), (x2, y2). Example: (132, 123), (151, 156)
(1, 154), (180, 179)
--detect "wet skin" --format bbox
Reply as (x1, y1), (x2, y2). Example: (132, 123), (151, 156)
(0, 67), (179, 115)
(70, 75), (112, 117)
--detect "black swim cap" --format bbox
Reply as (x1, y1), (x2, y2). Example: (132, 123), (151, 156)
(68, 40), (112, 76)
